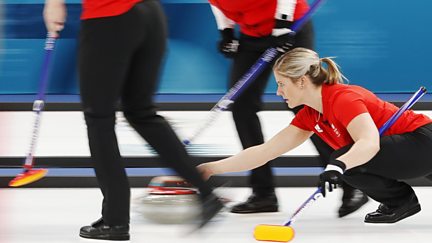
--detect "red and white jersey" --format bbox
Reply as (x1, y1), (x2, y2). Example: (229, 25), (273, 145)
(209, 0), (310, 37)
(291, 84), (432, 150)
(81, 0), (142, 20)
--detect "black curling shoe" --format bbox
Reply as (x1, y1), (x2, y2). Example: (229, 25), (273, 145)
(338, 188), (369, 218)
(230, 193), (279, 214)
(79, 218), (130, 241)
(364, 195), (421, 224)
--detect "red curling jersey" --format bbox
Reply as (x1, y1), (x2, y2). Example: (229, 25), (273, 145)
(81, 0), (142, 20)
(291, 84), (432, 150)
(209, 0), (309, 37)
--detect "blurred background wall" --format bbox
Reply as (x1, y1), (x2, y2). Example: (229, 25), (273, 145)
(0, 0), (431, 95)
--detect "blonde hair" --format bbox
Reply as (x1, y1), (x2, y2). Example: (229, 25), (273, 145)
(273, 48), (347, 85)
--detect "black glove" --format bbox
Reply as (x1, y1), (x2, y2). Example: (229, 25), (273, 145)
(218, 28), (239, 58)
(319, 159), (346, 197)
(271, 20), (295, 53)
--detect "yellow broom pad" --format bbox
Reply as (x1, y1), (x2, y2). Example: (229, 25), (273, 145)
(254, 224), (295, 242)
(9, 169), (48, 187)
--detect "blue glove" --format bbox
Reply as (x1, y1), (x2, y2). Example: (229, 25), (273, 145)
(319, 159), (346, 197)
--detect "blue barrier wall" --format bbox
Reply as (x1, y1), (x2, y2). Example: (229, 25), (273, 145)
(0, 0), (431, 95)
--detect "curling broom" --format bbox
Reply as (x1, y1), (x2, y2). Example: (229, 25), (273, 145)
(9, 33), (57, 187)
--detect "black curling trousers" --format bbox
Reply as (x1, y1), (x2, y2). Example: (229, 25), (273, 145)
(229, 21), (334, 196)
(334, 123), (432, 207)
(79, 0), (212, 226)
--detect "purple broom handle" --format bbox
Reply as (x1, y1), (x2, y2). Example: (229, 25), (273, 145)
(37, 33), (57, 101)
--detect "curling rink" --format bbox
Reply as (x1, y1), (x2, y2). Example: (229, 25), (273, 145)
(0, 110), (318, 157)
(1, 110), (432, 243)
(1, 110), (431, 157)
(1, 187), (432, 243)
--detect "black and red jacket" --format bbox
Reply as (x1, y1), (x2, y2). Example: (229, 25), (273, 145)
(209, 0), (309, 37)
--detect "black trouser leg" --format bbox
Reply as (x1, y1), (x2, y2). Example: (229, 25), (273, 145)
(121, 1), (213, 200)
(84, 116), (131, 225)
(79, 0), (212, 226)
(79, 10), (140, 225)
(338, 124), (432, 207)
(345, 170), (415, 207)
(230, 46), (274, 196)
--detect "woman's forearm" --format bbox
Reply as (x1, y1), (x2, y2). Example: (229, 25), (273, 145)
(197, 125), (312, 179)
(337, 139), (380, 170)
(210, 144), (273, 174)
(340, 113), (381, 170)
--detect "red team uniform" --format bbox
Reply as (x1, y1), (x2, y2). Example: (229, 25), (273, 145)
(209, 0), (309, 37)
(292, 84), (432, 149)
(81, 0), (141, 19)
